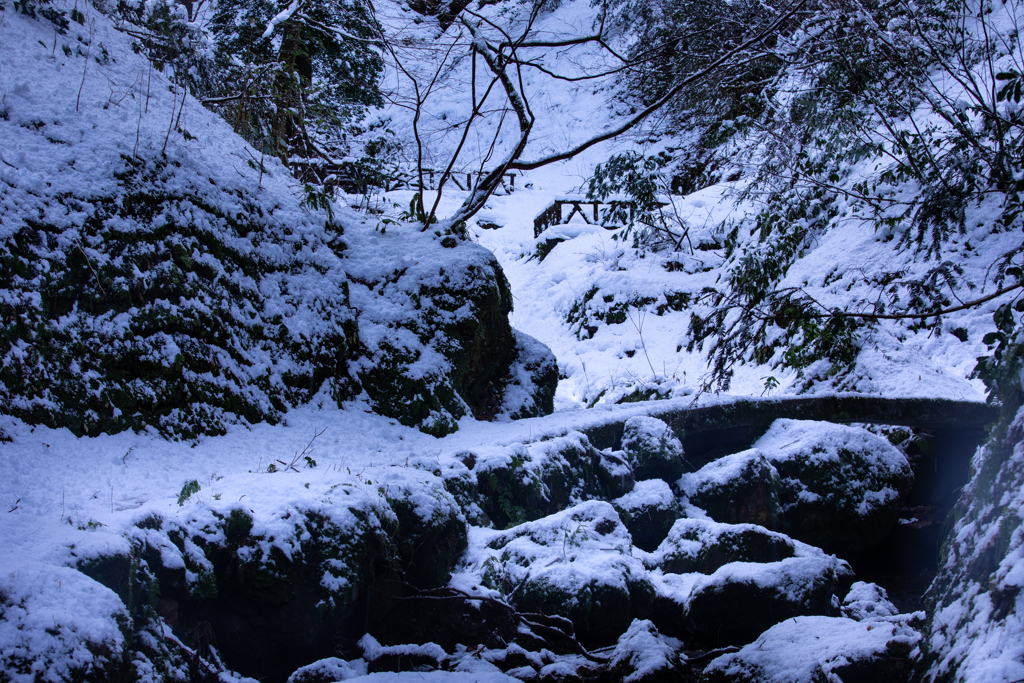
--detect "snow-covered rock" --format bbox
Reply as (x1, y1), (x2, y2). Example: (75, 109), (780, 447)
(652, 521), (852, 645)
(679, 449), (783, 530)
(755, 420), (914, 553)
(471, 501), (655, 644)
(621, 416), (686, 483)
(703, 613), (921, 683)
(613, 478), (680, 552)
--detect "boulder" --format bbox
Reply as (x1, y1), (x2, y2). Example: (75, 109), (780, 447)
(754, 420), (914, 553)
(494, 330), (559, 421)
(475, 501), (655, 645)
(613, 479), (681, 552)
(621, 416), (686, 482)
(473, 432), (624, 529)
(841, 581), (899, 622)
(135, 502), (384, 680)
(652, 519), (795, 575)
(383, 472), (468, 589)
(0, 564), (130, 683)
(121, 470), (466, 680)
(651, 521), (852, 646)
(702, 614), (921, 683)
(606, 619), (693, 683)
(596, 449), (637, 499)
(353, 244), (532, 436)
(679, 450), (783, 530)
(287, 657), (368, 683)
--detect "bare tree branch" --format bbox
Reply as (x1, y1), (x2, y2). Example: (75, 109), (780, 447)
(510, 0), (810, 171)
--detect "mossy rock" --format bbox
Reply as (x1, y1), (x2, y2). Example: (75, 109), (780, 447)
(479, 501), (654, 646)
(358, 340), (467, 437)
(653, 538), (851, 646)
(384, 482), (467, 589)
(134, 500), (391, 680)
(355, 247), (520, 435)
(680, 449), (783, 530)
(613, 479), (681, 552)
(516, 573), (656, 646)
(442, 466), (488, 525)
(597, 449), (637, 500)
(654, 519), (795, 575)
(0, 155), (354, 439)
(621, 416), (686, 482)
(73, 542), (200, 682)
(76, 552), (136, 615)
(497, 330), (559, 420)
(702, 615), (920, 683)
(475, 432), (608, 529)
(755, 420), (914, 553)
(0, 565), (133, 683)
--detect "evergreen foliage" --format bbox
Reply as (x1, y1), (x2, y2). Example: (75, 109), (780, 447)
(108, 0), (389, 193)
(205, 0), (385, 186)
(602, 0), (1024, 393)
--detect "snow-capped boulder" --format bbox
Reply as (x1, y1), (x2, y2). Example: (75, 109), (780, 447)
(613, 479), (680, 552)
(606, 619), (688, 683)
(78, 470), (465, 680)
(652, 519), (796, 575)
(841, 581), (899, 621)
(679, 449), (783, 530)
(754, 420), (914, 553)
(287, 656), (368, 683)
(476, 501), (656, 645)
(702, 614), (921, 683)
(621, 416), (686, 482)
(494, 330), (559, 421)
(379, 471), (468, 589)
(0, 564), (129, 683)
(351, 242), (522, 437)
(472, 432), (625, 529)
(652, 524), (852, 646)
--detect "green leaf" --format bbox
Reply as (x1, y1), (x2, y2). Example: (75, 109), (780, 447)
(177, 480), (200, 506)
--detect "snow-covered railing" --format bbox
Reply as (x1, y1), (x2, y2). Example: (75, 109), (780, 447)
(388, 168), (517, 193)
(532, 195), (668, 238)
(580, 395), (999, 466)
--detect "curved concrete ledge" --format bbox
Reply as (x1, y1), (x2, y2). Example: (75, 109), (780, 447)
(582, 395), (999, 465)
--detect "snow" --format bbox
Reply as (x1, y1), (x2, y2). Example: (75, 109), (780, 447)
(0, 563), (127, 683)
(921, 404), (1024, 683)
(457, 500), (647, 598)
(613, 479), (676, 515)
(704, 614), (922, 683)
(342, 674), (518, 683)
(288, 657), (368, 682)
(678, 448), (769, 497)
(608, 619), (684, 683)
(0, 0), (1020, 677)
